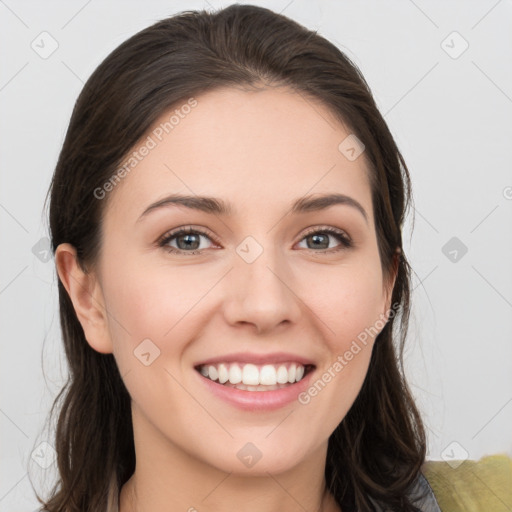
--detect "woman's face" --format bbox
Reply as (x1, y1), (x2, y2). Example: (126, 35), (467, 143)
(84, 86), (395, 475)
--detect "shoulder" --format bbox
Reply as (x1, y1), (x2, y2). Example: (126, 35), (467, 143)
(405, 471), (442, 512)
(421, 454), (512, 512)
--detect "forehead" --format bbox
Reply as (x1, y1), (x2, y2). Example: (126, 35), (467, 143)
(103, 86), (373, 224)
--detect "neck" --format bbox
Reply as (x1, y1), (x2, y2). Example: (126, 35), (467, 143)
(120, 473), (339, 512)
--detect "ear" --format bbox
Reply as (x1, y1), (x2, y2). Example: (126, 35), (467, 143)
(382, 247), (400, 320)
(55, 243), (113, 354)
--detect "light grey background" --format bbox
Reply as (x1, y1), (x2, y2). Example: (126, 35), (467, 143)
(1, 0), (511, 509)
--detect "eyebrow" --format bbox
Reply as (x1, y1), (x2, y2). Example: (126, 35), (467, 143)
(138, 192), (369, 224)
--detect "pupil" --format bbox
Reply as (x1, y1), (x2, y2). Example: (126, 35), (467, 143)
(179, 234), (199, 250)
(310, 233), (327, 249)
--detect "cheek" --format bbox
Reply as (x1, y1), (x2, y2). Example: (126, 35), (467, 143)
(100, 258), (196, 370)
(103, 254), (208, 337)
(308, 261), (386, 347)
(300, 260), (385, 402)
(101, 263), (207, 418)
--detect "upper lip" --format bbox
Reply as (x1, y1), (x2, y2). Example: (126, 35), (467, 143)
(194, 352), (316, 368)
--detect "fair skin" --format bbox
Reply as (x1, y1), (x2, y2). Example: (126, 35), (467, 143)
(56, 85), (396, 512)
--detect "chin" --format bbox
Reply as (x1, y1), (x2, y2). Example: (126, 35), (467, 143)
(200, 437), (317, 476)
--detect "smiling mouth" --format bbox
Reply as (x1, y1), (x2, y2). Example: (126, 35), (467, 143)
(195, 362), (315, 391)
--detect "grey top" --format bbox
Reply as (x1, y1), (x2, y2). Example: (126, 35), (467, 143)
(368, 472), (442, 512)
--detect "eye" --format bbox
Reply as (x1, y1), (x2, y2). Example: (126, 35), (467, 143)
(158, 225), (353, 256)
(297, 226), (353, 253)
(158, 227), (218, 256)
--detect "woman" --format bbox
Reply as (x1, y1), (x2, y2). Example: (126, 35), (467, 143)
(38, 4), (441, 511)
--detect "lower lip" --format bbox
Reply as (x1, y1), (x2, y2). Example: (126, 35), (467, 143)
(195, 367), (315, 411)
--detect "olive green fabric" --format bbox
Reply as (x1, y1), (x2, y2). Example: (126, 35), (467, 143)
(421, 454), (512, 512)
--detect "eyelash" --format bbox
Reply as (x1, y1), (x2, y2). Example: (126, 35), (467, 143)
(157, 225), (353, 256)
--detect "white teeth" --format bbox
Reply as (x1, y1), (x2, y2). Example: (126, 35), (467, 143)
(228, 364), (242, 384)
(276, 365), (289, 384)
(224, 382), (290, 391)
(288, 363), (296, 383)
(208, 365), (218, 381)
(218, 363), (229, 384)
(242, 364), (260, 385)
(199, 362), (309, 387)
(259, 365), (277, 385)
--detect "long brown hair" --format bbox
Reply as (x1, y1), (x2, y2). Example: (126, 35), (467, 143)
(36, 4), (426, 511)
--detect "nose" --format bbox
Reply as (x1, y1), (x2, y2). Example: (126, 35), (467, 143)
(222, 244), (303, 335)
